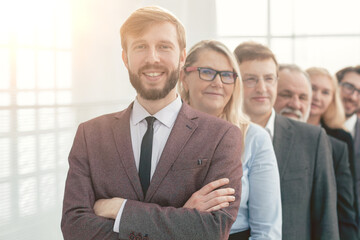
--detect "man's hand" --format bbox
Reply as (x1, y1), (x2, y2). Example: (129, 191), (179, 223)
(183, 178), (235, 212)
(93, 197), (125, 219)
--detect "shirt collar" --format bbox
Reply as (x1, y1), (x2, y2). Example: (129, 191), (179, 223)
(131, 95), (182, 128)
(264, 108), (276, 140)
(345, 114), (357, 138)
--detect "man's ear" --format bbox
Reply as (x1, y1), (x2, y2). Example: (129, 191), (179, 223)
(122, 50), (129, 69)
(179, 48), (186, 68)
(180, 69), (189, 92)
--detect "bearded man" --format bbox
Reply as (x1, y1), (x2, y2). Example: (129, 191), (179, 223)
(61, 6), (243, 240)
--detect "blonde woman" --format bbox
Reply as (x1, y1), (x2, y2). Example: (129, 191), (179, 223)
(306, 67), (355, 172)
(179, 40), (282, 240)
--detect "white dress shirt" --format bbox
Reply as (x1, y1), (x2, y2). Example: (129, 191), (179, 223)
(264, 108), (276, 140)
(345, 114), (357, 138)
(114, 96), (182, 232)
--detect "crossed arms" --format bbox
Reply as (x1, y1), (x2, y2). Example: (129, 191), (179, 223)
(61, 122), (243, 240)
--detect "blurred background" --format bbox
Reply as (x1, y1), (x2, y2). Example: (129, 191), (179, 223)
(0, 0), (360, 239)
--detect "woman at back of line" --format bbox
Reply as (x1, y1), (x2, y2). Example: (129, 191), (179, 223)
(180, 40), (282, 239)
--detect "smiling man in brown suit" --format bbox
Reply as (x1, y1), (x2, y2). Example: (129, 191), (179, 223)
(61, 6), (243, 240)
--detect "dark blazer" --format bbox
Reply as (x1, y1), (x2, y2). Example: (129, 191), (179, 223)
(354, 117), (360, 226)
(321, 121), (359, 238)
(61, 102), (243, 240)
(328, 136), (358, 240)
(273, 114), (339, 240)
(322, 120), (355, 183)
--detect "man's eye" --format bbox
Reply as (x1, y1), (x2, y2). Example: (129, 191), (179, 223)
(279, 93), (291, 98)
(265, 77), (274, 82)
(245, 78), (256, 82)
(344, 83), (355, 90)
(159, 45), (170, 49)
(135, 45), (145, 49)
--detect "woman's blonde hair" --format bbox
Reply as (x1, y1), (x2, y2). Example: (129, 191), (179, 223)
(178, 40), (250, 145)
(306, 67), (346, 130)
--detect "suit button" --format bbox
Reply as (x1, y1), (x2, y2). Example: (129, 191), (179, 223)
(135, 233), (142, 240)
(129, 232), (135, 240)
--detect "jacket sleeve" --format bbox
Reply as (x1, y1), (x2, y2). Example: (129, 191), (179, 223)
(61, 124), (119, 240)
(311, 129), (340, 240)
(247, 127), (282, 239)
(331, 139), (358, 240)
(118, 125), (243, 240)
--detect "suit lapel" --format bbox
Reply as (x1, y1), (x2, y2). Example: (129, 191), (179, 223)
(112, 103), (145, 200)
(273, 114), (295, 179)
(145, 103), (198, 201)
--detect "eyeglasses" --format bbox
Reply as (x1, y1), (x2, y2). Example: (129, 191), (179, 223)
(242, 75), (278, 88)
(184, 67), (237, 84)
(340, 82), (360, 96)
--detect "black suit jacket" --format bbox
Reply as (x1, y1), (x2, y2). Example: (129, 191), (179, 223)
(354, 117), (360, 226)
(322, 120), (355, 183)
(328, 136), (358, 240)
(273, 114), (339, 240)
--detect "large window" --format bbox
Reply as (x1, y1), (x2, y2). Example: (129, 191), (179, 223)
(216, 0), (360, 73)
(0, 1), (75, 239)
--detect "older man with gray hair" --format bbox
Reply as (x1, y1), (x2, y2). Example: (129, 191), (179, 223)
(274, 64), (312, 121)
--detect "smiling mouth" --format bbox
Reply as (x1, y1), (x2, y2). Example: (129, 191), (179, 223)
(252, 96), (268, 101)
(143, 72), (163, 77)
(205, 92), (223, 96)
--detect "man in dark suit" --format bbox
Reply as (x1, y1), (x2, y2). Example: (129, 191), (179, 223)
(273, 64), (358, 239)
(234, 42), (339, 240)
(337, 66), (360, 226)
(61, 6), (243, 240)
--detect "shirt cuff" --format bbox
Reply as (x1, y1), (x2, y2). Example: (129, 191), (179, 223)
(113, 199), (127, 233)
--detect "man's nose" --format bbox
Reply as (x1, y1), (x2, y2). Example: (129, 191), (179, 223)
(288, 95), (301, 110)
(145, 47), (160, 64)
(255, 78), (266, 93)
(350, 90), (360, 101)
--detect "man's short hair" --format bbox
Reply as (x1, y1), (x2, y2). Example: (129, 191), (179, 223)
(120, 6), (186, 52)
(335, 66), (360, 82)
(233, 41), (279, 73)
(279, 64), (311, 86)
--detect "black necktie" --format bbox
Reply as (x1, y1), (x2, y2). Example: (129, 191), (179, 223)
(139, 116), (155, 196)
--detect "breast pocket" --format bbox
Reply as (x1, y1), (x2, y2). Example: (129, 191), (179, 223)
(282, 167), (310, 204)
(171, 158), (209, 171)
(161, 158), (210, 205)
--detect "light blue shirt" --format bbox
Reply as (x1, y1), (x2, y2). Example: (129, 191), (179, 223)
(230, 123), (282, 239)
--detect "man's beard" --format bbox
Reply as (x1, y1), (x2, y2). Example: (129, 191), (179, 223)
(128, 64), (179, 100)
(343, 98), (360, 118)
